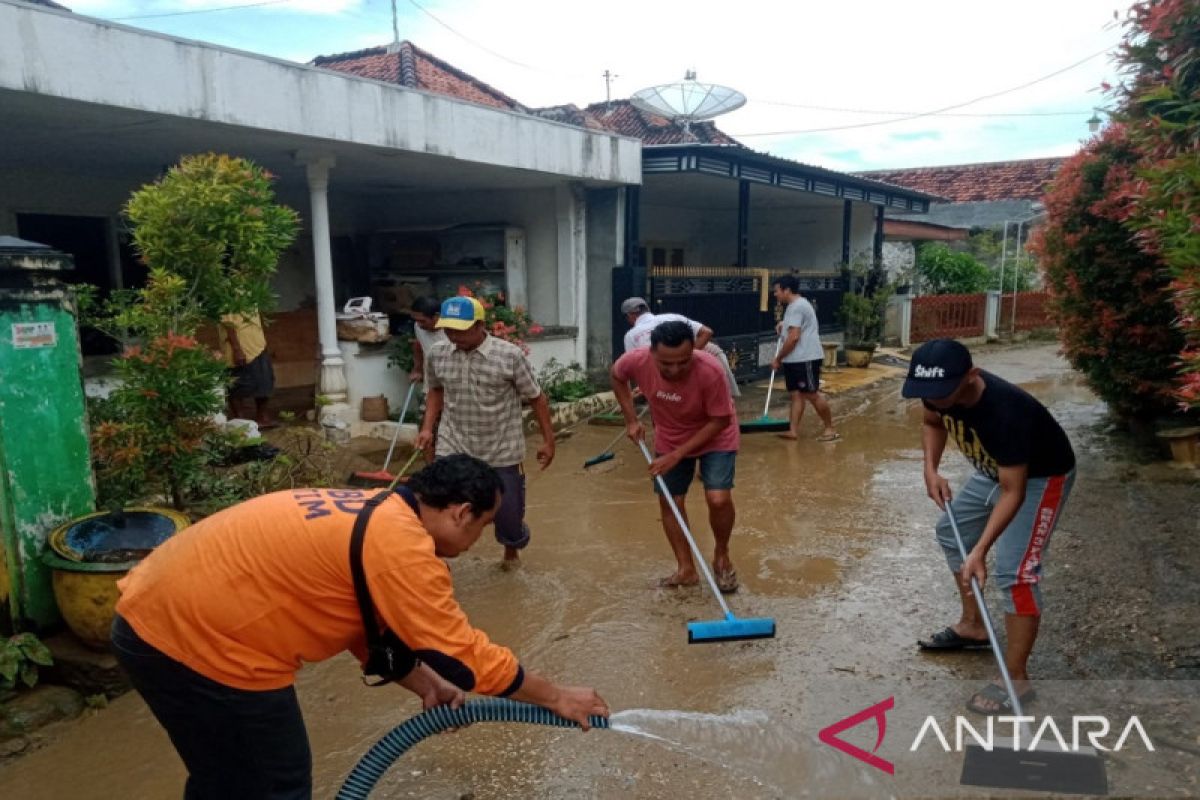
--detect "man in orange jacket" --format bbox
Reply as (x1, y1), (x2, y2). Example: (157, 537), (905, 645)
(112, 455), (608, 799)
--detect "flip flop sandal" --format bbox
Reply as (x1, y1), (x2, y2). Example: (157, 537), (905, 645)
(714, 568), (739, 594)
(917, 626), (992, 651)
(815, 432), (841, 442)
(656, 576), (700, 589)
(966, 683), (1037, 716)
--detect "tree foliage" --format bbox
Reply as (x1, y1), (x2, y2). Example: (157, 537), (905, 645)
(1030, 127), (1185, 419)
(915, 243), (993, 295)
(1110, 0), (1200, 408)
(83, 154), (298, 510)
(124, 154), (299, 320)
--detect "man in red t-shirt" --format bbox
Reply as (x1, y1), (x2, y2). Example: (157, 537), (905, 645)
(611, 320), (741, 592)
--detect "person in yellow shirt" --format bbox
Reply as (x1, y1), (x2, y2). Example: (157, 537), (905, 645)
(112, 455), (608, 799)
(221, 312), (276, 429)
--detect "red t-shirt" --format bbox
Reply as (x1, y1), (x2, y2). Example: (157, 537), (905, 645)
(613, 348), (740, 456)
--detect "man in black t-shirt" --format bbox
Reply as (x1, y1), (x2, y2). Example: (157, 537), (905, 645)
(902, 339), (1076, 715)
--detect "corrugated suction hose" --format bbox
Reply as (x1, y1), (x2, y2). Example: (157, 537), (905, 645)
(337, 698), (609, 799)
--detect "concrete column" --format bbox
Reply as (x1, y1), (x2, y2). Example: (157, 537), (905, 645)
(885, 294), (913, 348)
(873, 205), (885, 269)
(841, 200), (853, 267)
(504, 227), (528, 310)
(985, 290), (1001, 339)
(556, 183), (588, 366)
(736, 180), (750, 268)
(300, 154), (347, 404)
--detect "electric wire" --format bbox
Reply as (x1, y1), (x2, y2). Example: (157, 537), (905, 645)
(109, 0), (295, 21)
(731, 45), (1114, 137)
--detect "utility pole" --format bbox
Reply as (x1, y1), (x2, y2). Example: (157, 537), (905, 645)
(387, 0), (400, 53)
(602, 69), (619, 110)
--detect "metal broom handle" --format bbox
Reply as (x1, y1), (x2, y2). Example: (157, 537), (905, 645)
(636, 439), (735, 619)
(945, 503), (1026, 719)
(761, 336), (784, 417)
(599, 405), (649, 456)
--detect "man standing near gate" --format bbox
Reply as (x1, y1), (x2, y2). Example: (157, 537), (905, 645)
(771, 276), (838, 441)
(619, 297), (740, 397)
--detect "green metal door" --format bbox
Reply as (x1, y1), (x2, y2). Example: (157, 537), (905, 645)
(0, 300), (95, 630)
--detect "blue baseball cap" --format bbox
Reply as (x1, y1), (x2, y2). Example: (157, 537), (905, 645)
(435, 296), (486, 330)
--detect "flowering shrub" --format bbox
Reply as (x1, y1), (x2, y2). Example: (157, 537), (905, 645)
(1108, 0), (1200, 409)
(91, 332), (228, 510)
(456, 282), (543, 353)
(1030, 127), (1185, 419)
(83, 154), (297, 511)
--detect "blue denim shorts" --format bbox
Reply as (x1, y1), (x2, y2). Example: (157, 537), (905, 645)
(653, 450), (737, 496)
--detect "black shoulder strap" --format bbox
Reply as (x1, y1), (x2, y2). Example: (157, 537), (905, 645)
(350, 490), (421, 684)
(349, 491), (393, 654)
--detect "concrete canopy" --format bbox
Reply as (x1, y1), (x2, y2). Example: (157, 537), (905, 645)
(0, 1), (642, 198)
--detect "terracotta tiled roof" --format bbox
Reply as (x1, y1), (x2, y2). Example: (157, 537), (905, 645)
(527, 104), (613, 133)
(576, 100), (739, 145)
(857, 157), (1066, 202)
(311, 42), (526, 112)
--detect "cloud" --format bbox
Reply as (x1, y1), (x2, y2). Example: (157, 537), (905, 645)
(74, 0), (1128, 171)
(890, 131), (942, 142)
(67, 0), (364, 19)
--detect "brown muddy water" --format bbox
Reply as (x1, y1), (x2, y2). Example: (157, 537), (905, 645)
(2, 344), (1197, 798)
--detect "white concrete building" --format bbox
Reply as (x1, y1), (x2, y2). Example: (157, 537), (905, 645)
(0, 0), (640, 431)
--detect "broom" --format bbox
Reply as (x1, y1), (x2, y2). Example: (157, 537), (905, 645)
(636, 439), (775, 644)
(349, 383), (417, 487)
(739, 336), (789, 433)
(583, 406), (649, 468)
(947, 504), (1107, 795)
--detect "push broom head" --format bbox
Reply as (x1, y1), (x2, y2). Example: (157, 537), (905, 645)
(738, 416), (790, 434)
(687, 617), (776, 644)
(582, 451), (615, 468)
(961, 737), (1108, 796)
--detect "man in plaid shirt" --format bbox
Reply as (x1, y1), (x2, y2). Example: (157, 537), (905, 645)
(416, 296), (556, 567)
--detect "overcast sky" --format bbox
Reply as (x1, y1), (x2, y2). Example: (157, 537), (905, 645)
(63, 0), (1126, 172)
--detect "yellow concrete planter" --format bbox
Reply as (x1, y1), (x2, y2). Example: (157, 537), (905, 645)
(844, 347), (875, 368)
(42, 508), (189, 650)
(1156, 427), (1200, 467)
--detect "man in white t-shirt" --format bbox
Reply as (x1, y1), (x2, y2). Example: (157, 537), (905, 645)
(409, 296), (448, 393)
(771, 276), (838, 442)
(619, 298), (740, 397)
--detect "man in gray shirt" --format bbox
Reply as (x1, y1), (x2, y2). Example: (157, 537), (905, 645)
(771, 276), (838, 442)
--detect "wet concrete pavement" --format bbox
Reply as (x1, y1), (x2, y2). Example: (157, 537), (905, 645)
(2, 343), (1197, 798)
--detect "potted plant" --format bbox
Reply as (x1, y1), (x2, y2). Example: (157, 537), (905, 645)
(839, 257), (893, 368)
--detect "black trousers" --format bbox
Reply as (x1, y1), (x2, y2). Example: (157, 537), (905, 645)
(111, 614), (312, 799)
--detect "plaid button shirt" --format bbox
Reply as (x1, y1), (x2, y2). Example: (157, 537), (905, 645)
(426, 335), (542, 467)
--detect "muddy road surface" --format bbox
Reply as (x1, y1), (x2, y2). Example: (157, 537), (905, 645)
(1, 343), (1196, 798)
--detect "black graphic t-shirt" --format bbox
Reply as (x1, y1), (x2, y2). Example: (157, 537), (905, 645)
(924, 371), (1075, 480)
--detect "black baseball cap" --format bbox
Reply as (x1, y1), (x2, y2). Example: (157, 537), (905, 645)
(901, 339), (973, 399)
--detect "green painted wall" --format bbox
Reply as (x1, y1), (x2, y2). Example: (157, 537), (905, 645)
(0, 300), (95, 630)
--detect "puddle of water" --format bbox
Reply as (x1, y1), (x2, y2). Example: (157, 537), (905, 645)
(8, 344), (1168, 800)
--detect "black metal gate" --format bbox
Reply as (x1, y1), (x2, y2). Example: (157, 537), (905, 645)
(611, 266), (844, 380)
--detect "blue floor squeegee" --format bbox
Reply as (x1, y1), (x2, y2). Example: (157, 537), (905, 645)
(636, 440), (776, 644)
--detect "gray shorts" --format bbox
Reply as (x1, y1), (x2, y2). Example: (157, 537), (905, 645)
(935, 469), (1075, 615)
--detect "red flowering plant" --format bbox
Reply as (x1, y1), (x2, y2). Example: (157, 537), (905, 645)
(1107, 0), (1200, 409)
(456, 282), (544, 353)
(91, 327), (228, 511)
(1029, 126), (1186, 420)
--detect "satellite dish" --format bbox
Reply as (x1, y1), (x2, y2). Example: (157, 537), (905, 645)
(630, 71), (746, 132)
